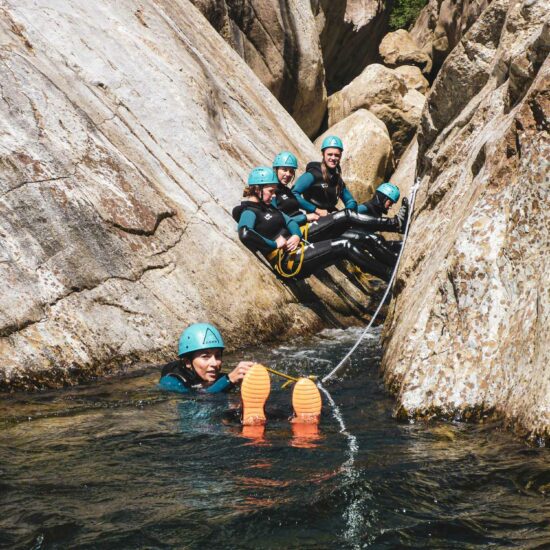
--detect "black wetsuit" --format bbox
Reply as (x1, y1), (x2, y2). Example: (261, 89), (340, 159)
(233, 200), (391, 281)
(292, 162), (358, 212)
(274, 181), (402, 268)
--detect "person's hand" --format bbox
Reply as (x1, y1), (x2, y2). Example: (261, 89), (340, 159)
(284, 235), (301, 251)
(315, 208), (328, 217)
(275, 235), (287, 249)
(306, 212), (320, 222)
(227, 361), (254, 384)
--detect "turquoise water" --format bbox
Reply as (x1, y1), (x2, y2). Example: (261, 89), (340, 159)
(1, 328), (549, 549)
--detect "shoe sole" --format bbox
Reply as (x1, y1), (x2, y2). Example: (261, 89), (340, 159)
(241, 363), (270, 426)
(291, 378), (322, 424)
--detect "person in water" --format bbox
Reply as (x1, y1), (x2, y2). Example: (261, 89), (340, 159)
(271, 148), (408, 269)
(233, 166), (392, 281)
(159, 323), (322, 425)
(158, 322), (254, 394)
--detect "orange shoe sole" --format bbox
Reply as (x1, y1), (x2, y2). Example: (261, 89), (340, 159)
(291, 378), (322, 424)
(241, 363), (271, 426)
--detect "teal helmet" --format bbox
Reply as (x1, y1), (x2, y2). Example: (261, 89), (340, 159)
(320, 135), (344, 151)
(376, 182), (400, 203)
(178, 323), (225, 357)
(272, 151), (298, 169)
(247, 166), (279, 186)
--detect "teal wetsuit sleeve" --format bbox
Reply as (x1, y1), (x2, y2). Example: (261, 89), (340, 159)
(158, 375), (191, 394)
(283, 213), (303, 238)
(238, 210), (277, 250)
(291, 173), (317, 213)
(272, 196), (307, 225)
(205, 374), (234, 393)
(341, 186), (358, 210)
(357, 203), (368, 214)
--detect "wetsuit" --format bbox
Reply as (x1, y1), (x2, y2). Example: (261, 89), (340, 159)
(292, 161), (357, 213)
(232, 200), (391, 281)
(274, 180), (402, 268)
(271, 185), (306, 225)
(158, 360), (234, 394)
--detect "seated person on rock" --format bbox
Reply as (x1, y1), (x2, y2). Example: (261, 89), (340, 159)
(158, 323), (322, 426)
(232, 166), (392, 281)
(272, 149), (408, 269)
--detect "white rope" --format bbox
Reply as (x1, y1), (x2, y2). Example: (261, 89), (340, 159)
(321, 178), (421, 384)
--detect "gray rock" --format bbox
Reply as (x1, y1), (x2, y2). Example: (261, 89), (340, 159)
(382, 0), (550, 439)
(189, 0), (327, 138)
(0, 0), (379, 390)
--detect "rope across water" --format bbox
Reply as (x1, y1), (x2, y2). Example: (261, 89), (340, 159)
(321, 178), (421, 384)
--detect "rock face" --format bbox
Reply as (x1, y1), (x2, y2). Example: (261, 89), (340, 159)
(379, 29), (432, 74)
(314, 109), (393, 203)
(312, 0), (391, 93)
(328, 64), (426, 158)
(395, 66), (430, 94)
(410, 0), (491, 77)
(189, 0), (327, 138)
(0, 0), (378, 391)
(382, 0), (550, 439)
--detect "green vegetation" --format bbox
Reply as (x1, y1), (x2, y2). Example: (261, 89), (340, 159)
(388, 0), (429, 31)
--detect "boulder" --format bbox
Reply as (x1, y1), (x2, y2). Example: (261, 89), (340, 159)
(379, 29), (432, 75)
(314, 109), (393, 203)
(382, 0), (550, 439)
(328, 64), (426, 158)
(313, 0), (391, 93)
(410, 0), (491, 77)
(395, 66), (430, 94)
(0, 0), (377, 390)
(189, 0), (327, 137)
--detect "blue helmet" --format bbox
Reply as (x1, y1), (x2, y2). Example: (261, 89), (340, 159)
(376, 182), (400, 203)
(178, 323), (225, 357)
(272, 151), (298, 169)
(321, 135), (344, 151)
(248, 166), (279, 186)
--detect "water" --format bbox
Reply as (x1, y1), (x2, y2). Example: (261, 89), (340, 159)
(1, 327), (549, 549)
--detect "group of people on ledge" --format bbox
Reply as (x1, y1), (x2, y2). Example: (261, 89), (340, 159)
(232, 135), (409, 282)
(159, 136), (411, 429)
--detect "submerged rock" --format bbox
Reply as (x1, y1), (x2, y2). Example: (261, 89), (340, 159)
(0, 0), (377, 391)
(382, 0), (550, 439)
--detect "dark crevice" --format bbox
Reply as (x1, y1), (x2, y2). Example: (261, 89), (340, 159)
(107, 211), (175, 237)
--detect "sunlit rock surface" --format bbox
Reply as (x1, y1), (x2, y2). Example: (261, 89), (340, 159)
(0, 0), (377, 390)
(314, 109), (393, 203)
(189, 0), (327, 138)
(379, 29), (432, 75)
(328, 64), (426, 158)
(382, 0), (550, 438)
(410, 0), (491, 77)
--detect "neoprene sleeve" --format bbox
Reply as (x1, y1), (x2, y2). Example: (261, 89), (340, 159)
(291, 172), (317, 212)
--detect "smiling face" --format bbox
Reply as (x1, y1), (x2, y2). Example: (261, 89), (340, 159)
(322, 148), (342, 170)
(276, 167), (296, 186)
(185, 348), (223, 384)
(260, 184), (278, 204)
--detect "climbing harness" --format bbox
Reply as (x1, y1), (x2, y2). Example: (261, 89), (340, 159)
(321, 178), (421, 384)
(266, 224), (311, 279)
